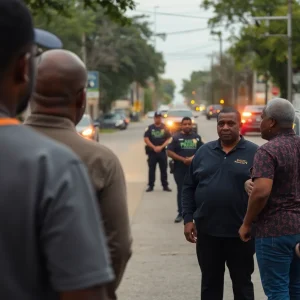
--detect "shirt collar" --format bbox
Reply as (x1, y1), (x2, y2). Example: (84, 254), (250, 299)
(270, 128), (295, 140)
(24, 114), (76, 131)
(212, 135), (246, 150)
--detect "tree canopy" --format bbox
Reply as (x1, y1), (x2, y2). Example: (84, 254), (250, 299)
(25, 0), (135, 23)
(34, 8), (165, 111)
(201, 0), (300, 98)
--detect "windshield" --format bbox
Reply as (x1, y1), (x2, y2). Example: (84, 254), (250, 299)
(244, 106), (264, 112)
(77, 115), (90, 127)
(104, 114), (120, 120)
(167, 110), (193, 117)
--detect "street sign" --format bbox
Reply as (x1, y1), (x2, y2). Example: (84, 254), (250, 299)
(87, 71), (99, 102)
(87, 71), (99, 92)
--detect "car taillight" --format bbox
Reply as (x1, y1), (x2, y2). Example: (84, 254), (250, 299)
(242, 112), (252, 117)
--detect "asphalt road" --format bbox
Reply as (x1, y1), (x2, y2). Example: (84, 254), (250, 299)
(100, 115), (266, 300)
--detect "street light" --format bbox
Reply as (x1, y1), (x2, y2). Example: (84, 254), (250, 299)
(220, 99), (225, 105)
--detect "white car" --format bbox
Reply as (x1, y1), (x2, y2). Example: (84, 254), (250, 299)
(147, 111), (155, 118)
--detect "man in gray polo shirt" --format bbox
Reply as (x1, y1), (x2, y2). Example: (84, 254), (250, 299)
(0, 1), (114, 299)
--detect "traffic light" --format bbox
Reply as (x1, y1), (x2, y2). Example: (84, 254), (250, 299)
(191, 99), (195, 105)
(220, 99), (225, 104)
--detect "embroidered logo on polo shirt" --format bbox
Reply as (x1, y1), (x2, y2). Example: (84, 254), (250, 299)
(234, 159), (248, 165)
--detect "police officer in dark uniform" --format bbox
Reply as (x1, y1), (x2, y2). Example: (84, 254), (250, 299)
(144, 111), (172, 192)
(167, 117), (203, 223)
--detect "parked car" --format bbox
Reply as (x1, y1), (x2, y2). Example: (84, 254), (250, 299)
(118, 112), (130, 127)
(147, 111), (155, 118)
(76, 114), (99, 142)
(164, 109), (198, 134)
(206, 104), (223, 120)
(240, 105), (265, 135)
(99, 113), (127, 130)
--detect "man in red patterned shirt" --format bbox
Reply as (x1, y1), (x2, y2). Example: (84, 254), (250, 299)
(239, 98), (300, 299)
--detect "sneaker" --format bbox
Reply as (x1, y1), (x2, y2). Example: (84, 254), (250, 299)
(174, 214), (183, 223)
(146, 187), (153, 192)
(163, 186), (172, 192)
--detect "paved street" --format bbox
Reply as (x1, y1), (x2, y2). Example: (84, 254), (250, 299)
(100, 115), (266, 300)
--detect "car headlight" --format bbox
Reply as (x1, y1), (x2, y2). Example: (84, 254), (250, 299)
(82, 127), (93, 136)
(115, 120), (123, 126)
(166, 120), (173, 127)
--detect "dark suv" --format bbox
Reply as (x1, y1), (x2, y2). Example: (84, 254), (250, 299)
(240, 105), (265, 135)
(206, 104), (222, 120)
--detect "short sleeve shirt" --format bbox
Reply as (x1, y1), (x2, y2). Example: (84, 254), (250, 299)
(144, 123), (171, 146)
(252, 129), (300, 237)
(0, 124), (114, 299)
(167, 132), (203, 168)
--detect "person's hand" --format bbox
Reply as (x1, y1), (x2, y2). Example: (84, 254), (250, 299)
(184, 156), (193, 166)
(153, 146), (162, 153)
(239, 223), (252, 242)
(244, 179), (254, 196)
(184, 222), (197, 243)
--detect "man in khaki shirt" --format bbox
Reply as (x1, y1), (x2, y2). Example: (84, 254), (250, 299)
(25, 49), (132, 300)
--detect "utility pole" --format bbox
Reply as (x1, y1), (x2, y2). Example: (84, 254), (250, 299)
(252, 1), (293, 102)
(209, 54), (214, 104)
(81, 32), (87, 65)
(153, 6), (159, 49)
(288, 0), (292, 103)
(212, 31), (223, 103)
(152, 6), (159, 110)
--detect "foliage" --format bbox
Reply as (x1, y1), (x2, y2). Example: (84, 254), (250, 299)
(201, 0), (300, 98)
(180, 71), (210, 100)
(181, 53), (253, 105)
(34, 9), (165, 111)
(26, 0), (135, 24)
(156, 78), (176, 104)
(143, 88), (154, 113)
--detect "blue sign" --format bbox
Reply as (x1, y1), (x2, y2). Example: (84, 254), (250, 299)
(87, 71), (99, 91)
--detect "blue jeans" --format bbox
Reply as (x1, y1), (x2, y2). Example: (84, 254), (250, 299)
(256, 234), (300, 300)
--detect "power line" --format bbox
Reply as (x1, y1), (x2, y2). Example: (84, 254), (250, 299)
(165, 43), (216, 54)
(135, 9), (210, 19)
(162, 27), (211, 35)
(160, 25), (225, 36)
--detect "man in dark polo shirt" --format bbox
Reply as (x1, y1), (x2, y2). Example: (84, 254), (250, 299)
(0, 1), (114, 299)
(26, 49), (132, 300)
(239, 98), (300, 299)
(182, 107), (258, 300)
(144, 112), (172, 192)
(167, 117), (203, 223)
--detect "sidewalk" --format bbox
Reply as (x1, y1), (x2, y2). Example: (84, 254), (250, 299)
(118, 177), (265, 300)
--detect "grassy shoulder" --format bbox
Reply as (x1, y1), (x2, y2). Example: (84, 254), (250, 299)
(99, 128), (117, 134)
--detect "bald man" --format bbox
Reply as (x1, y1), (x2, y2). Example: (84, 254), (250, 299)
(25, 49), (132, 300)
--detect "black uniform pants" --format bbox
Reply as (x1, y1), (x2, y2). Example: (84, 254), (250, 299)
(147, 151), (168, 188)
(196, 231), (255, 300)
(173, 166), (188, 215)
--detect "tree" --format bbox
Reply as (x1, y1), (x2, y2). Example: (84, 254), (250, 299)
(201, 0), (300, 98)
(26, 0), (135, 23)
(180, 71), (211, 103)
(34, 9), (165, 111)
(156, 78), (176, 104)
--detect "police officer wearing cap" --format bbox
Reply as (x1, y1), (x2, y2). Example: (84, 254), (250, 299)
(144, 111), (172, 192)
